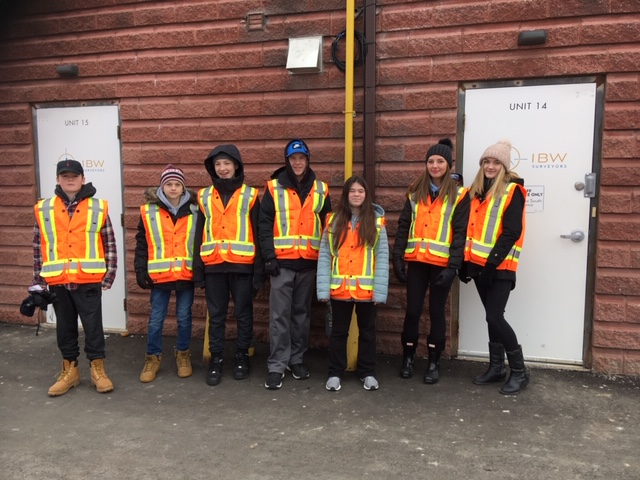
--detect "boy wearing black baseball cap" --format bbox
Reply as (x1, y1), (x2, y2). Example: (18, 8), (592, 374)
(32, 159), (118, 396)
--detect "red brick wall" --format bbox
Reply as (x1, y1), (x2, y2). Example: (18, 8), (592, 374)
(1, 0), (639, 374)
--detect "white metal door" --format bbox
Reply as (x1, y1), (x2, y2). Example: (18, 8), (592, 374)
(458, 82), (597, 364)
(34, 105), (127, 332)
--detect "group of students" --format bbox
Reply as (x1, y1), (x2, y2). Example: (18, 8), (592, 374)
(32, 136), (529, 398)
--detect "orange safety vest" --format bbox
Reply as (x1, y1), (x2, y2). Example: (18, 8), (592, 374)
(404, 186), (466, 267)
(198, 184), (258, 265)
(464, 183), (526, 271)
(327, 213), (384, 301)
(268, 179), (328, 261)
(141, 203), (198, 282)
(34, 196), (108, 285)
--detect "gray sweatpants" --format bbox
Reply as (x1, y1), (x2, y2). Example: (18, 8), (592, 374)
(267, 267), (316, 374)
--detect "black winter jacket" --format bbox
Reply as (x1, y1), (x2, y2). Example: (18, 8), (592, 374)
(392, 189), (470, 271)
(258, 166), (332, 272)
(192, 144), (264, 287)
(466, 178), (526, 287)
(134, 188), (199, 291)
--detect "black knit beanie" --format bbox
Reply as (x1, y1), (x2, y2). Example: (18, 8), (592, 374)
(425, 138), (453, 168)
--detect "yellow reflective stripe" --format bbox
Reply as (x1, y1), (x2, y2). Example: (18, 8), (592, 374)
(38, 198), (58, 264)
(199, 187), (214, 245)
(481, 184), (515, 245)
(272, 180), (291, 238)
(144, 204), (165, 262)
(84, 198), (106, 260)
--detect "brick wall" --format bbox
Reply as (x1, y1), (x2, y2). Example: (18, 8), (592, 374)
(0, 0), (639, 374)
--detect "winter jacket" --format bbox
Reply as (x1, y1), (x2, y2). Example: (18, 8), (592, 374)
(135, 187), (199, 291)
(393, 189), (470, 271)
(192, 144), (264, 288)
(465, 178), (526, 287)
(259, 165), (332, 271)
(317, 204), (389, 304)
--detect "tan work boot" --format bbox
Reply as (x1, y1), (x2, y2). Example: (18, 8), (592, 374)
(175, 349), (193, 378)
(90, 358), (114, 393)
(140, 354), (162, 383)
(48, 359), (80, 397)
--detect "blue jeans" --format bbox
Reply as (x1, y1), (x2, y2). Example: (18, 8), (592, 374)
(147, 287), (194, 355)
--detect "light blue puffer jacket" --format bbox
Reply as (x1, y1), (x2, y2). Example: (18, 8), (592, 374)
(317, 204), (389, 303)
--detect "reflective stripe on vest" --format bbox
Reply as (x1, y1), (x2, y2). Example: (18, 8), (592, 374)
(141, 203), (198, 280)
(465, 183), (525, 271)
(269, 179), (327, 260)
(198, 184), (257, 265)
(405, 187), (465, 266)
(35, 196), (107, 283)
(327, 213), (383, 300)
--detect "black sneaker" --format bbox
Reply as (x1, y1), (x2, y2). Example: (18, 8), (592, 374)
(287, 363), (310, 380)
(206, 357), (223, 386)
(264, 371), (284, 390)
(233, 352), (250, 380)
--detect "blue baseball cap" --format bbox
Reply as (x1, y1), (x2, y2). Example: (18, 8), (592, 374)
(285, 139), (310, 159)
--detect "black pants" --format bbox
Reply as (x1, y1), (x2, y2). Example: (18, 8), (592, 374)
(328, 299), (377, 378)
(473, 278), (519, 351)
(50, 283), (106, 361)
(204, 272), (254, 355)
(400, 262), (450, 354)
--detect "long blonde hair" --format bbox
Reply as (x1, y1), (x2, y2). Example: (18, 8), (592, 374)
(408, 163), (458, 206)
(468, 159), (521, 199)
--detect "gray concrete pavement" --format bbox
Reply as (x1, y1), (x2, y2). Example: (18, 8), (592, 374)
(1, 322), (639, 480)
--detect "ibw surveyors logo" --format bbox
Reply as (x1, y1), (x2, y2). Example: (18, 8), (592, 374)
(510, 145), (567, 171)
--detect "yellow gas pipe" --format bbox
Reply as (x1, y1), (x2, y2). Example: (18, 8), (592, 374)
(344, 0), (358, 371)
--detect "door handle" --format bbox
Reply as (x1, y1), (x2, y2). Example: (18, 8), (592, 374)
(560, 230), (585, 243)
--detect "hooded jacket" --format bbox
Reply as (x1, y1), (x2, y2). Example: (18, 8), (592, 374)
(192, 144), (264, 286)
(135, 187), (199, 291)
(258, 160), (332, 272)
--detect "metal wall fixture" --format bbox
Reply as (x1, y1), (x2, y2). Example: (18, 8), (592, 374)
(56, 64), (79, 77)
(518, 30), (548, 46)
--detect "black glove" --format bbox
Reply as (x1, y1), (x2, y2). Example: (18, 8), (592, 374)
(434, 268), (457, 288)
(392, 256), (407, 284)
(476, 263), (497, 287)
(136, 269), (154, 289)
(458, 262), (471, 284)
(31, 290), (57, 310)
(264, 260), (280, 277)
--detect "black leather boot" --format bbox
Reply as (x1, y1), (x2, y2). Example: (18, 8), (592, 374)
(423, 350), (441, 384)
(206, 356), (223, 386)
(473, 342), (506, 385)
(399, 351), (415, 379)
(500, 346), (529, 395)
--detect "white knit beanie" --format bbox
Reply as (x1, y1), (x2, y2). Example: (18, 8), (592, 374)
(479, 139), (512, 170)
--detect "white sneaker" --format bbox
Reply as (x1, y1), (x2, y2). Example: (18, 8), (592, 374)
(361, 376), (379, 391)
(326, 376), (341, 391)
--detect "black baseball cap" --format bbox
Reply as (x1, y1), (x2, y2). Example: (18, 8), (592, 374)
(56, 159), (84, 176)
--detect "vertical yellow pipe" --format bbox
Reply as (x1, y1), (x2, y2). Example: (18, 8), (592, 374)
(344, 0), (358, 371)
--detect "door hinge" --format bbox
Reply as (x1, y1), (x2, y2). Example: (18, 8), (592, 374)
(123, 298), (127, 312)
(117, 125), (121, 140)
(121, 213), (124, 227)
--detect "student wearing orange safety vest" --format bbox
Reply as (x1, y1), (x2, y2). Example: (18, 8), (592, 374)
(317, 176), (388, 392)
(459, 139), (529, 395)
(193, 144), (263, 386)
(393, 139), (470, 385)
(259, 139), (332, 390)
(32, 159), (117, 397)
(134, 164), (199, 383)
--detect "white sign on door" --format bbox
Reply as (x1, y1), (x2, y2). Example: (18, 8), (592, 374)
(34, 105), (127, 332)
(459, 82), (597, 364)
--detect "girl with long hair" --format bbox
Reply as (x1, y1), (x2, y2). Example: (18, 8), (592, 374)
(393, 139), (470, 384)
(317, 176), (389, 392)
(460, 139), (529, 395)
